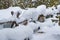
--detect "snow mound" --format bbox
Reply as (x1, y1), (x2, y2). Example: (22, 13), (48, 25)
(8, 7), (22, 13)
(32, 0), (37, 2)
(0, 9), (11, 20)
(36, 5), (46, 16)
(51, 6), (59, 14)
(45, 8), (53, 16)
(20, 8), (38, 21)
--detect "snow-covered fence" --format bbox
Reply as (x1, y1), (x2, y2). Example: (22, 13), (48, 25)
(0, 21), (13, 29)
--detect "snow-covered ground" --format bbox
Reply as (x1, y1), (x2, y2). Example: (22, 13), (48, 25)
(0, 5), (60, 40)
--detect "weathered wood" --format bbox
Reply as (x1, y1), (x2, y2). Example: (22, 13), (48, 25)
(0, 21), (12, 24)
(51, 14), (60, 26)
(51, 19), (59, 22)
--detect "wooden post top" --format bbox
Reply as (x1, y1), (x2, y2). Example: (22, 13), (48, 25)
(51, 14), (60, 26)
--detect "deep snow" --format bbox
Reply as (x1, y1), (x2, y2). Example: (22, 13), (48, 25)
(0, 5), (60, 40)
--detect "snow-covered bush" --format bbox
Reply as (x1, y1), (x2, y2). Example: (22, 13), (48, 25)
(20, 8), (38, 21)
(36, 5), (46, 16)
(51, 6), (59, 15)
(0, 7), (23, 28)
(45, 8), (53, 16)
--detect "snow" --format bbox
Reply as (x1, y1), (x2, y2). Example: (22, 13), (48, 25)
(0, 21), (40, 40)
(0, 9), (11, 20)
(31, 23), (60, 40)
(8, 7), (22, 13)
(20, 8), (38, 21)
(0, 5), (60, 40)
(36, 5), (46, 16)
(0, 25), (33, 40)
(27, 8), (39, 21)
(57, 5), (60, 13)
(0, 7), (22, 21)
(51, 6), (59, 15)
(32, 0), (37, 2)
(0, 7), (23, 29)
(45, 8), (54, 15)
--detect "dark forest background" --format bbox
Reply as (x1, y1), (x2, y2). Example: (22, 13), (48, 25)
(0, 0), (60, 9)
